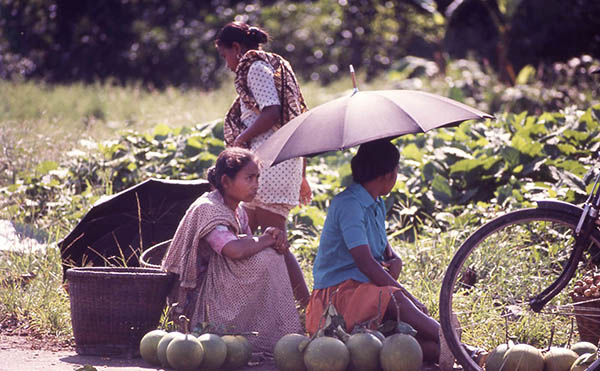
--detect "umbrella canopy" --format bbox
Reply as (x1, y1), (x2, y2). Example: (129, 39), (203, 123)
(255, 89), (493, 166)
(59, 178), (211, 276)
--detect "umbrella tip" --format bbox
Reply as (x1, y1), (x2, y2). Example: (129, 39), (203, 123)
(349, 65), (359, 94)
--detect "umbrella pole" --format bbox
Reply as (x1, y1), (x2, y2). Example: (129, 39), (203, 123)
(349, 65), (359, 95)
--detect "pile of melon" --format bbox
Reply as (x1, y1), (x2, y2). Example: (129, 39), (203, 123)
(484, 341), (598, 371)
(139, 329), (251, 370)
(274, 330), (423, 371)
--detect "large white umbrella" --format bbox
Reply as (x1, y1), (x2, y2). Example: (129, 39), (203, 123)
(256, 81), (493, 167)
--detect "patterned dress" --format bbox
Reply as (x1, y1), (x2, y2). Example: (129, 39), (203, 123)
(224, 50), (308, 217)
(241, 60), (303, 213)
(161, 191), (302, 353)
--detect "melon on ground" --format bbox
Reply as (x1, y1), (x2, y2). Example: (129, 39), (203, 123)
(221, 335), (252, 370)
(139, 329), (167, 366)
(346, 332), (383, 371)
(197, 333), (227, 370)
(503, 344), (544, 371)
(303, 336), (350, 371)
(274, 333), (309, 371)
(379, 333), (423, 371)
(156, 331), (185, 368)
(166, 334), (204, 371)
(570, 352), (597, 371)
(485, 343), (511, 371)
(570, 341), (597, 356)
(543, 347), (579, 371)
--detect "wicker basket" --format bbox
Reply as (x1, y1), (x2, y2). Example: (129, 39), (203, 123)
(139, 239), (171, 269)
(66, 267), (175, 356)
(573, 295), (600, 344)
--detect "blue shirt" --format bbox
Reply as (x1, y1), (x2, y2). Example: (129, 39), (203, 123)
(312, 183), (388, 289)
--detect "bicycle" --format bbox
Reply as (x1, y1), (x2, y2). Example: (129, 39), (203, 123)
(439, 157), (600, 368)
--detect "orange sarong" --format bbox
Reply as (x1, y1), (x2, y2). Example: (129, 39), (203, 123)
(305, 279), (402, 335)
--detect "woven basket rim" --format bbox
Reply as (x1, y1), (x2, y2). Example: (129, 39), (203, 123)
(65, 266), (172, 279)
(139, 239), (171, 269)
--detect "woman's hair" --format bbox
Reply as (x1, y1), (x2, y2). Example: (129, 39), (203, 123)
(351, 139), (400, 184)
(215, 21), (269, 50)
(206, 147), (257, 194)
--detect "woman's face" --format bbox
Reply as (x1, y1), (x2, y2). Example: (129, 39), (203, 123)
(217, 43), (240, 72)
(382, 165), (399, 195)
(223, 160), (260, 202)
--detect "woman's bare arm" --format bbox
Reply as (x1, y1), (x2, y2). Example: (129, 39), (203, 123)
(233, 105), (280, 146)
(221, 233), (275, 260)
(349, 245), (401, 287)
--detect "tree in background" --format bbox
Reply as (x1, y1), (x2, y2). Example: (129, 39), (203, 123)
(0, 0), (598, 88)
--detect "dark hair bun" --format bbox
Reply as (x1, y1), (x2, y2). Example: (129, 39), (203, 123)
(248, 26), (268, 44)
(206, 166), (218, 188)
(216, 22), (269, 50)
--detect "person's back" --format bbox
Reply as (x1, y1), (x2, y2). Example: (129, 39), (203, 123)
(312, 182), (388, 290)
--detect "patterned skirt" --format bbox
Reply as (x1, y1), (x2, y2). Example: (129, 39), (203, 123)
(249, 129), (303, 208)
(192, 248), (302, 353)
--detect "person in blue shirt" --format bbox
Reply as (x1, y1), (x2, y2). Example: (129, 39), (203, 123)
(305, 139), (441, 363)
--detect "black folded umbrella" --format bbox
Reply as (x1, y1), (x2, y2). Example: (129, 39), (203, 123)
(59, 178), (211, 276)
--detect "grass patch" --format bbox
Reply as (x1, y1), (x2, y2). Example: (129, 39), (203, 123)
(0, 248), (71, 340)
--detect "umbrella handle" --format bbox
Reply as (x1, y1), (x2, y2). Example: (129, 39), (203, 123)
(349, 65), (359, 95)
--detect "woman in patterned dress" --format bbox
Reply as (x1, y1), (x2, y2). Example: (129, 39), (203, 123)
(162, 148), (303, 353)
(215, 21), (310, 307)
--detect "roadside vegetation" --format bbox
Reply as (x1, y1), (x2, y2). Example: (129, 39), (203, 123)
(1, 55), (599, 347)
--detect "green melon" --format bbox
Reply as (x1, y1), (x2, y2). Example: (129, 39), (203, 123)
(274, 333), (309, 371)
(303, 336), (350, 371)
(156, 331), (185, 368)
(485, 343), (512, 371)
(570, 352), (597, 371)
(379, 333), (423, 371)
(166, 334), (204, 371)
(221, 335), (252, 370)
(543, 347), (579, 371)
(139, 329), (167, 366)
(197, 333), (227, 370)
(364, 329), (386, 343)
(346, 332), (383, 371)
(570, 342), (597, 357)
(503, 344), (544, 371)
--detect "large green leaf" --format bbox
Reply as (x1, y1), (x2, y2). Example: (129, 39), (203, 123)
(402, 143), (424, 162)
(432, 174), (454, 203)
(511, 133), (543, 157)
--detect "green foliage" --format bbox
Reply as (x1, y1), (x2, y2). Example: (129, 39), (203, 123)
(1, 56), (600, 345)
(386, 105), (600, 239)
(1, 0), (437, 86)
(0, 248), (71, 338)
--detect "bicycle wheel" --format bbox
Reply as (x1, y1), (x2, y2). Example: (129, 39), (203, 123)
(439, 206), (600, 370)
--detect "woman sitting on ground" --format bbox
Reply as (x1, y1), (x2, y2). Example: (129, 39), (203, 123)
(305, 139), (442, 362)
(162, 147), (302, 353)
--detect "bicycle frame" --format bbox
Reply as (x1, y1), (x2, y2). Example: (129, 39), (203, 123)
(529, 169), (600, 312)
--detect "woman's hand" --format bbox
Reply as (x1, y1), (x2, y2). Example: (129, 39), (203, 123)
(299, 177), (312, 205)
(382, 257), (403, 280)
(264, 227), (289, 254)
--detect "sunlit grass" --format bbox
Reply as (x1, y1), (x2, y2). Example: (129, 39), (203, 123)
(0, 247), (72, 339)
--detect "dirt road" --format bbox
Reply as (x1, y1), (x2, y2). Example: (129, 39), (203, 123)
(0, 334), (279, 371)
(0, 333), (445, 371)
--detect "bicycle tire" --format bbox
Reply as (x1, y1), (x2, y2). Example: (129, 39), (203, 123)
(439, 205), (600, 371)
